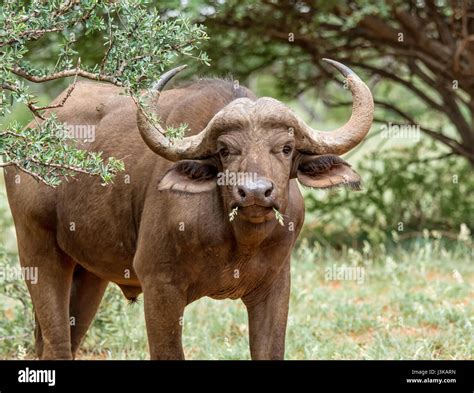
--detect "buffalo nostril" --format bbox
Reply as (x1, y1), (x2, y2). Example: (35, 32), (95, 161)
(264, 184), (274, 198)
(238, 187), (246, 199)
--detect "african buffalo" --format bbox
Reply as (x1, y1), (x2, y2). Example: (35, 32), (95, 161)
(4, 59), (374, 359)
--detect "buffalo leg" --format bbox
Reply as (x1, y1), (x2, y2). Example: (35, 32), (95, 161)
(69, 266), (108, 358)
(243, 262), (291, 360)
(16, 224), (75, 360)
(141, 282), (186, 359)
(34, 313), (44, 359)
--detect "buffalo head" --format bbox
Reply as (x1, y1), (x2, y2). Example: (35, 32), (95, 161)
(137, 59), (374, 226)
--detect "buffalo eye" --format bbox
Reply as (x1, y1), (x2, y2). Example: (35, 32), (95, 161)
(219, 147), (230, 159)
(282, 145), (293, 156)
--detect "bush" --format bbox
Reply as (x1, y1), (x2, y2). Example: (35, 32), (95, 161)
(302, 141), (474, 248)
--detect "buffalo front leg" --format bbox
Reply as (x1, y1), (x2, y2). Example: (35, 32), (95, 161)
(243, 262), (291, 360)
(141, 281), (187, 360)
(34, 313), (44, 359)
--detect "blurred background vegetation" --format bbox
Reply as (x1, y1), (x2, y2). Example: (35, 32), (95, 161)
(1, 0), (472, 359)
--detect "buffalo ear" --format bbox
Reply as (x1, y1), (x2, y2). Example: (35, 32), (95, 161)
(296, 154), (362, 190)
(158, 159), (218, 193)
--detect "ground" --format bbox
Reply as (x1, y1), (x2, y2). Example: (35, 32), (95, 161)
(2, 239), (471, 360)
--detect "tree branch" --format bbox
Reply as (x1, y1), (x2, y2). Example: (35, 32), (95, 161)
(10, 65), (121, 85)
(28, 58), (82, 119)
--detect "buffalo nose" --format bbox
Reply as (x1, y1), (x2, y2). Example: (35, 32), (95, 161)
(235, 178), (275, 205)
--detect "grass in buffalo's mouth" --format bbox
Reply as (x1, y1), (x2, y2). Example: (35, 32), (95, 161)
(273, 208), (285, 226)
(228, 206), (239, 222)
(0, 240), (472, 360)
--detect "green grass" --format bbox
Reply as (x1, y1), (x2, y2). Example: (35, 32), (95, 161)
(1, 239), (472, 360)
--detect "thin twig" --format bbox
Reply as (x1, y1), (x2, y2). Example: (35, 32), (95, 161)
(100, 8), (114, 74)
(28, 58), (82, 118)
(0, 27), (63, 47)
(406, 152), (456, 163)
(0, 82), (18, 92)
(0, 131), (29, 139)
(28, 157), (96, 175)
(11, 65), (121, 85)
(130, 93), (167, 137)
(0, 162), (51, 186)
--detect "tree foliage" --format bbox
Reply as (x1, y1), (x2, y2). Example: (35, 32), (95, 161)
(0, 0), (208, 186)
(197, 0), (474, 165)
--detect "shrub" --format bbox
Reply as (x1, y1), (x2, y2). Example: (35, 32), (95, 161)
(302, 141), (474, 248)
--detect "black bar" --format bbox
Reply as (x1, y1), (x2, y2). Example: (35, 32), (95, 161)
(0, 360), (472, 392)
